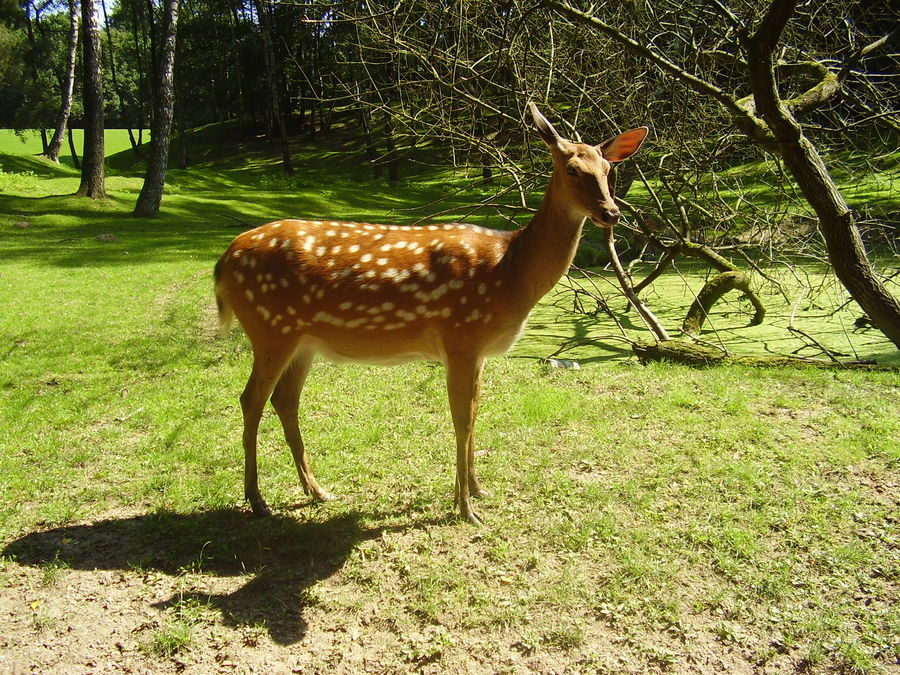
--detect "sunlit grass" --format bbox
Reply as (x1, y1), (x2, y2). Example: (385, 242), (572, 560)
(0, 126), (898, 673)
(0, 128), (141, 169)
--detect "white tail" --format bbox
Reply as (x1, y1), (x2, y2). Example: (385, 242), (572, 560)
(214, 103), (647, 523)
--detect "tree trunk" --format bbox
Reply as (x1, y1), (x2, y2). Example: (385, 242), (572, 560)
(101, 0), (138, 153)
(133, 0), (180, 217)
(632, 339), (894, 370)
(76, 0), (106, 199)
(44, 0), (78, 163)
(548, 0), (900, 349)
(384, 112), (398, 185)
(129, 0), (148, 152)
(229, 5), (246, 135)
(254, 0), (293, 174)
(144, 0), (157, 128)
(359, 103), (381, 179)
(67, 126), (80, 169)
(744, 0), (900, 348)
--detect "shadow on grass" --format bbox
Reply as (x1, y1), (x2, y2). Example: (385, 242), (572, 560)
(0, 153), (80, 176)
(0, 175), (494, 271)
(2, 508), (388, 645)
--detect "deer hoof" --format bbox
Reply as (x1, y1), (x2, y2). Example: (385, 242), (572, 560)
(249, 498), (272, 517)
(467, 510), (485, 526)
(459, 502), (485, 526)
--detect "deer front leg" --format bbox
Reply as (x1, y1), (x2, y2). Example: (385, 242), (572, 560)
(446, 354), (486, 525)
(240, 347), (299, 516)
(466, 361), (489, 499)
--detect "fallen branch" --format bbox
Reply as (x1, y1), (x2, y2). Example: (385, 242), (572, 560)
(682, 270), (765, 335)
(631, 338), (894, 370)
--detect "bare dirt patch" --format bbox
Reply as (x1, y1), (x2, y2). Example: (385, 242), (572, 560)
(3, 498), (898, 674)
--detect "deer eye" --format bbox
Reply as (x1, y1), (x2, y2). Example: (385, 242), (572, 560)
(566, 166), (578, 176)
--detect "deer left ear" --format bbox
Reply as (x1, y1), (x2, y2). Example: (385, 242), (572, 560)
(529, 102), (565, 149)
(597, 126), (648, 162)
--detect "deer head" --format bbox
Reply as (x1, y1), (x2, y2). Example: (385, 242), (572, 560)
(530, 102), (647, 228)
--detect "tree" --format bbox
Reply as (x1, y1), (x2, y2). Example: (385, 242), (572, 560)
(253, 0), (292, 174)
(76, 0), (105, 199)
(133, 0), (180, 217)
(743, 0), (900, 347)
(43, 0), (79, 163)
(546, 0), (900, 348)
(0, 0), (25, 126)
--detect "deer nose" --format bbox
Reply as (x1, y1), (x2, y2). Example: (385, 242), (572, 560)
(600, 206), (620, 225)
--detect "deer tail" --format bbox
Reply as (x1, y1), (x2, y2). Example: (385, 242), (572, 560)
(213, 259), (234, 337)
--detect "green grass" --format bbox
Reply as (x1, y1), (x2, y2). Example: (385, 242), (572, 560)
(0, 128), (141, 170)
(0, 127), (898, 673)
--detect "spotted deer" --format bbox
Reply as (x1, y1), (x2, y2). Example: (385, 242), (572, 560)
(214, 103), (647, 524)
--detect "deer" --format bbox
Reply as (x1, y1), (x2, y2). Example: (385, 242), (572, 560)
(213, 103), (647, 524)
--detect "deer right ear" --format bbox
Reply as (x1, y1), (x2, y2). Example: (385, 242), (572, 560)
(529, 102), (563, 149)
(597, 127), (648, 162)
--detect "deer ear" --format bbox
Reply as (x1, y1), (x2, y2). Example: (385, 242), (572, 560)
(597, 126), (648, 162)
(530, 102), (563, 149)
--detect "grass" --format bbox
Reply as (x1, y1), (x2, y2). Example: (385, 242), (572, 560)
(141, 619), (194, 657)
(0, 126), (898, 673)
(0, 128), (140, 170)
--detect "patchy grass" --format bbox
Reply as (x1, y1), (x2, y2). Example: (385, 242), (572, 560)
(0, 129), (898, 673)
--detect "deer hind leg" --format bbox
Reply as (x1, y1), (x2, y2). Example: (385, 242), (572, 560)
(270, 349), (334, 503)
(446, 353), (486, 525)
(240, 343), (298, 516)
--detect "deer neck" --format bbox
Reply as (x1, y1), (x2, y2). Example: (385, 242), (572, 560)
(506, 178), (586, 307)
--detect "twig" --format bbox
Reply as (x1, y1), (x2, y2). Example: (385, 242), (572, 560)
(787, 326), (847, 362)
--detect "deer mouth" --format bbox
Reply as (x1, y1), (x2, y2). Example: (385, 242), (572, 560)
(590, 215), (616, 229)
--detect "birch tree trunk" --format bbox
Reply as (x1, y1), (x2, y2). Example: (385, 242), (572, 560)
(44, 0), (78, 164)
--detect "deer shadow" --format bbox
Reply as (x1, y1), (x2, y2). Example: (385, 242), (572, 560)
(2, 508), (391, 645)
